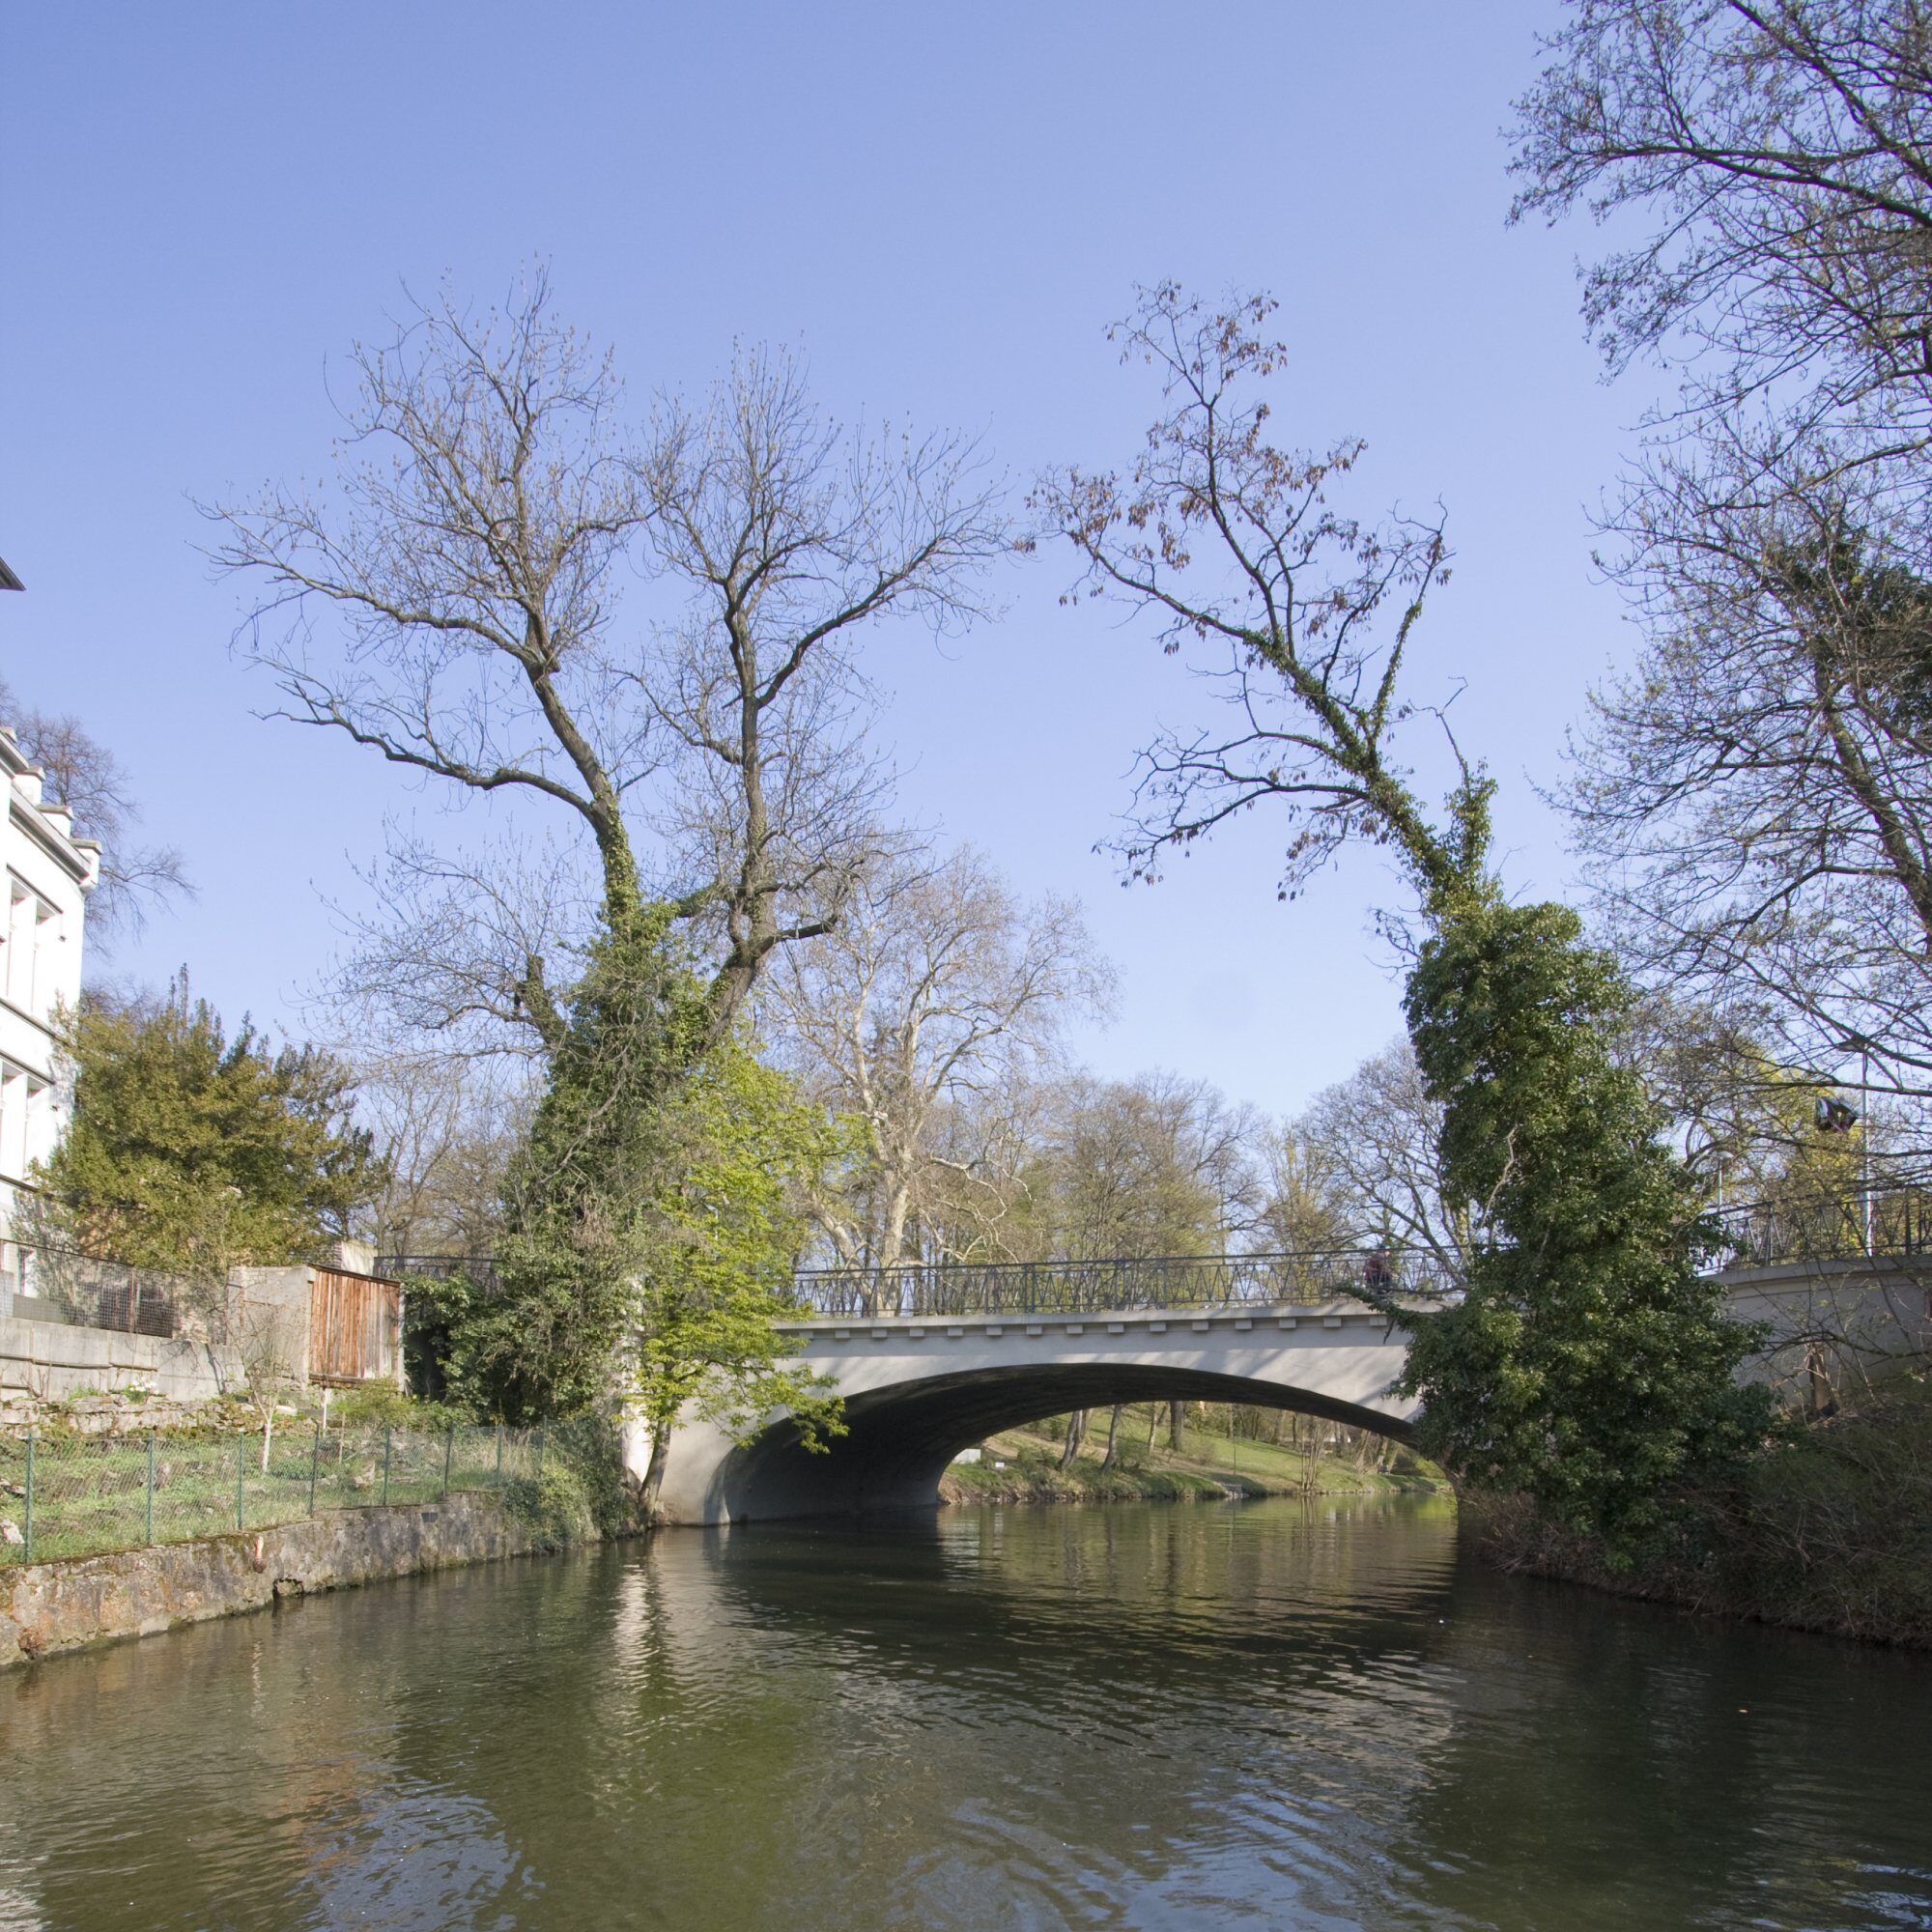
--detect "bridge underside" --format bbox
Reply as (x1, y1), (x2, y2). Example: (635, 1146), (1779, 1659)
(672, 1363), (1414, 1523)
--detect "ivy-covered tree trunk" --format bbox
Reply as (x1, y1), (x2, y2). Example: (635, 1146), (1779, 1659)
(1396, 891), (1769, 1558)
(454, 907), (701, 1421)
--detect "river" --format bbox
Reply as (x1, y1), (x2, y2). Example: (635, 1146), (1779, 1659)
(2, 1497), (1928, 1931)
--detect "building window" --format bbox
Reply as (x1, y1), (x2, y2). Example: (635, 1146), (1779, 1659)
(22, 1076), (49, 1178)
(5, 883), (30, 1010)
(0, 1066), (26, 1183)
(4, 880), (59, 1020)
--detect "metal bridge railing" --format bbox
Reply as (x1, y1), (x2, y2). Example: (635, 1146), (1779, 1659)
(1717, 1192), (1932, 1269)
(384, 1198), (1932, 1328)
(381, 1247), (1461, 1317)
(787, 1248), (1460, 1320)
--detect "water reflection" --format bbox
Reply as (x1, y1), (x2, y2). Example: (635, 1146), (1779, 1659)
(1, 1499), (1927, 1931)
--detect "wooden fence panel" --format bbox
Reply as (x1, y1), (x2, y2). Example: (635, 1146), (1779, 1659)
(307, 1267), (401, 1384)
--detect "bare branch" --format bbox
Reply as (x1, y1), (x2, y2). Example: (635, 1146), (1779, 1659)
(209, 276), (1009, 1061)
(1032, 284), (1479, 909)
(761, 843), (1113, 1266)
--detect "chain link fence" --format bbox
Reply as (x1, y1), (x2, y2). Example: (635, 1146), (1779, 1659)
(0, 1422), (548, 1567)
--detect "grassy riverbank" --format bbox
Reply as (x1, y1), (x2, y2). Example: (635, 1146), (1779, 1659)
(938, 1422), (1449, 1505)
(1474, 1370), (1932, 1648)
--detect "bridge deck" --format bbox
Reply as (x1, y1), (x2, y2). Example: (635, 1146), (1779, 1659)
(776, 1297), (1415, 1336)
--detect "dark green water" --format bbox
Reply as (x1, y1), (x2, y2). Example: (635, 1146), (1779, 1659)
(3, 1498), (1929, 1931)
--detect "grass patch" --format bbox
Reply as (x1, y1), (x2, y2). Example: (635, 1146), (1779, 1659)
(939, 1423), (1449, 1505)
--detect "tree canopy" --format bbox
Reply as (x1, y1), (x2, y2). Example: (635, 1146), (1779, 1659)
(31, 980), (382, 1285)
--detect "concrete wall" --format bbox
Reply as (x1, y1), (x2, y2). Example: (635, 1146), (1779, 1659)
(1724, 1258), (1930, 1401)
(0, 1312), (243, 1403)
(0, 1259), (407, 1406)
(0, 1492), (549, 1668)
(226, 1265), (315, 1385)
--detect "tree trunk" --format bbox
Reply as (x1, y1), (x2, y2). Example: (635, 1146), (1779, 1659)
(642, 1427), (671, 1520)
(1099, 1405), (1122, 1471)
(1059, 1409), (1086, 1468)
(880, 1171), (915, 1272)
(1167, 1399), (1186, 1452)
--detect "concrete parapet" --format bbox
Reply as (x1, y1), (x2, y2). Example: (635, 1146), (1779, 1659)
(1723, 1258), (1931, 1404)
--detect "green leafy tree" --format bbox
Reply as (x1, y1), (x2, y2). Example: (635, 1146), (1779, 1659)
(627, 1045), (845, 1490)
(31, 978), (382, 1291)
(1038, 285), (1766, 1555)
(449, 915), (842, 1480)
(1399, 895), (1767, 1555)
(1028, 1071), (1258, 1262)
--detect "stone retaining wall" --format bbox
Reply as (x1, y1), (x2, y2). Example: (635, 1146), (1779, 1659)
(0, 1311), (243, 1404)
(0, 1491), (547, 1668)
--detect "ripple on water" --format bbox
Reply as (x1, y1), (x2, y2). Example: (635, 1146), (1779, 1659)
(1, 1498), (1929, 1932)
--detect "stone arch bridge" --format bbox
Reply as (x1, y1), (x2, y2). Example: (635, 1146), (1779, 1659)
(384, 1232), (1932, 1527)
(650, 1241), (1931, 1524)
(657, 1294), (1415, 1522)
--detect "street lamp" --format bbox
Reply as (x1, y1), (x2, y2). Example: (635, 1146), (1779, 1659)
(1815, 1051), (1873, 1253)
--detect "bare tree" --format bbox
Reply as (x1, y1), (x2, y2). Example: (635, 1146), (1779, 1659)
(1514, 1), (1932, 460)
(910, 1071), (1055, 1263)
(1031, 283), (1484, 913)
(0, 677), (189, 941)
(638, 350), (1007, 1022)
(1518, 2), (1932, 1134)
(1293, 1039), (1472, 1279)
(764, 844), (1111, 1266)
(1251, 1123), (1350, 1253)
(208, 271), (1008, 1056)
(320, 827), (600, 1064)
(1569, 517), (1932, 1130)
(350, 1049), (529, 1260)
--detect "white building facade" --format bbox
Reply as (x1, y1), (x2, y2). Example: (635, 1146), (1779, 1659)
(0, 725), (98, 1300)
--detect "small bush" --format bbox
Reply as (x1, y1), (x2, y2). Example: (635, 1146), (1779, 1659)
(545, 1412), (639, 1537)
(325, 1386), (468, 1431)
(503, 1467), (594, 1550)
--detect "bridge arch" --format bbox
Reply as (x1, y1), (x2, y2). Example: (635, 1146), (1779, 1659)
(652, 1306), (1419, 1522)
(712, 1363), (1412, 1520)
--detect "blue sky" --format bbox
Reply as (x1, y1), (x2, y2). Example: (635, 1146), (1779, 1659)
(0, 3), (1662, 1119)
